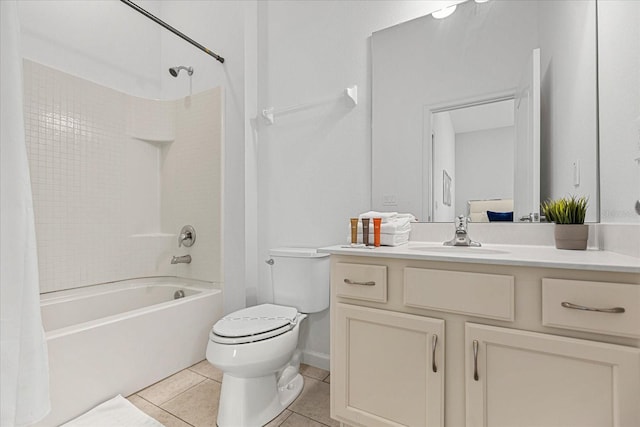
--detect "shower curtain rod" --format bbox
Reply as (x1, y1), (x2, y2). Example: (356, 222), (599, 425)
(119, 0), (225, 64)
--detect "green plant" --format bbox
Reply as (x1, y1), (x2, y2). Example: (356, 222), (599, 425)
(541, 196), (588, 224)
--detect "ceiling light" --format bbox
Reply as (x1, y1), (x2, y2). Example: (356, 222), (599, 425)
(474, 0), (490, 3)
(432, 4), (457, 19)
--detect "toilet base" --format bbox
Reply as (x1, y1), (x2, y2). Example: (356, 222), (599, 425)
(216, 371), (304, 427)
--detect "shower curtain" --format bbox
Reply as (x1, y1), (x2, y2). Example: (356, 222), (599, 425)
(0, 1), (51, 425)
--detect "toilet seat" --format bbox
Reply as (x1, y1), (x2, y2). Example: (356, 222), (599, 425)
(211, 304), (299, 345)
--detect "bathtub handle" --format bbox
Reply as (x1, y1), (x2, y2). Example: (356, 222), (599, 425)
(178, 225), (196, 247)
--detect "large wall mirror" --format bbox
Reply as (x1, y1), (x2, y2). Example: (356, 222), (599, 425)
(598, 0), (640, 224)
(372, 0), (598, 223)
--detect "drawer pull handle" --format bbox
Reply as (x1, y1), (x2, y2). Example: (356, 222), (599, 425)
(432, 335), (438, 373)
(473, 340), (479, 381)
(561, 302), (625, 314)
(344, 278), (376, 286)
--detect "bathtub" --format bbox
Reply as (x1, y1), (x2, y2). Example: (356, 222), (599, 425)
(35, 277), (223, 427)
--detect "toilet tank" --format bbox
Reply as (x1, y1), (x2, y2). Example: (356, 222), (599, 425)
(269, 248), (330, 313)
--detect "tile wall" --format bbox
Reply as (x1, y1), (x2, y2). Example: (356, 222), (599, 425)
(23, 60), (222, 293)
(161, 89), (223, 283)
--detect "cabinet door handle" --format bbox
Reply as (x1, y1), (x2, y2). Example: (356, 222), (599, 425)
(432, 334), (438, 373)
(561, 301), (625, 314)
(343, 278), (376, 286)
(472, 340), (479, 381)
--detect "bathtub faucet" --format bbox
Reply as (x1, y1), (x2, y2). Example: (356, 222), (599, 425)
(178, 225), (196, 247)
(171, 255), (192, 264)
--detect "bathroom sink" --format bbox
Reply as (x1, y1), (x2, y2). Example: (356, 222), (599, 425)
(409, 245), (509, 255)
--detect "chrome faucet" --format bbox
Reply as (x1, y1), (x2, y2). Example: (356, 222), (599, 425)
(519, 212), (540, 222)
(444, 215), (481, 247)
(178, 225), (196, 247)
(171, 255), (192, 264)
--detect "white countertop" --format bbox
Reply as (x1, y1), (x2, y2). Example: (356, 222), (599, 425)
(319, 242), (640, 274)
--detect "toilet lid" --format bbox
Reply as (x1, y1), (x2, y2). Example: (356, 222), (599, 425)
(211, 304), (298, 344)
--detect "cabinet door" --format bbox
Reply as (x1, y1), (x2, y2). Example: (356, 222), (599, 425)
(466, 323), (640, 427)
(332, 303), (444, 427)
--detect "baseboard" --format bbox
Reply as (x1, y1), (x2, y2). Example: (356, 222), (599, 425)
(301, 349), (330, 371)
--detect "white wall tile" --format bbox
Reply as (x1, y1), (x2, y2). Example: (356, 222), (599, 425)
(161, 89), (224, 284)
(23, 60), (222, 293)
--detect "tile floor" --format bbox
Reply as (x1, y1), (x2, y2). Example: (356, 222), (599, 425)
(127, 361), (338, 427)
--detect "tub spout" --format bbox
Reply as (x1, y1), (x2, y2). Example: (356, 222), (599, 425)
(171, 255), (192, 264)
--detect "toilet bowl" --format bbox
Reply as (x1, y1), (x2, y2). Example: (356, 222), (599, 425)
(206, 248), (329, 427)
(207, 304), (307, 426)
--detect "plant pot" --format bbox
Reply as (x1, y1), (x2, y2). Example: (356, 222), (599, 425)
(554, 224), (588, 250)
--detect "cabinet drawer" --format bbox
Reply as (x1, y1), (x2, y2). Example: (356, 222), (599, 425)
(333, 262), (387, 303)
(542, 278), (640, 338)
(404, 268), (514, 321)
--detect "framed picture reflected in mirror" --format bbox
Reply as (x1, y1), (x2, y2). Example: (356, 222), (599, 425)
(443, 169), (452, 206)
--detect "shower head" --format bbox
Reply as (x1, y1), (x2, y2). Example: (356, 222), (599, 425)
(169, 66), (193, 77)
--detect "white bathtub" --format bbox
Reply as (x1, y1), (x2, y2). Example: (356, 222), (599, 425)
(35, 277), (223, 427)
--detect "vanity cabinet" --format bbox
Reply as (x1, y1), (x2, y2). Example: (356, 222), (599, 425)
(332, 261), (444, 426)
(329, 255), (640, 427)
(466, 323), (640, 427)
(333, 303), (444, 427)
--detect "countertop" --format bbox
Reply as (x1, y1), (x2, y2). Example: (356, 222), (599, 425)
(319, 242), (640, 274)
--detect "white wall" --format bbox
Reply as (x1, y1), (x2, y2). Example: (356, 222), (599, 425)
(255, 1), (457, 368)
(20, 0), (249, 311)
(156, 1), (249, 314)
(432, 112), (456, 222)
(538, 0), (598, 221)
(23, 60), (171, 292)
(19, 2), (226, 293)
(161, 88), (224, 284)
(22, 60), (223, 293)
(598, 0), (640, 224)
(455, 127), (515, 214)
(18, 0), (162, 98)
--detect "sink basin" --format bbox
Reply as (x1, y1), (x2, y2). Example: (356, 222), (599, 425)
(409, 245), (509, 255)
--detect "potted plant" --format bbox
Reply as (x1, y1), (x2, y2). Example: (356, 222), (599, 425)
(541, 195), (589, 250)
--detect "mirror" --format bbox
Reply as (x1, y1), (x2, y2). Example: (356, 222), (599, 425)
(372, 0), (598, 222)
(430, 98), (517, 222)
(597, 0), (640, 224)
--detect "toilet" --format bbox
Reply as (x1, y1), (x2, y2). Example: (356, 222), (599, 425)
(206, 247), (330, 427)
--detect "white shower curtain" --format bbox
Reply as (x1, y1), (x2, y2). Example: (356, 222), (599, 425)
(0, 1), (51, 426)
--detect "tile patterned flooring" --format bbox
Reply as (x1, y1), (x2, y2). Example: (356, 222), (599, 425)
(127, 361), (337, 427)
